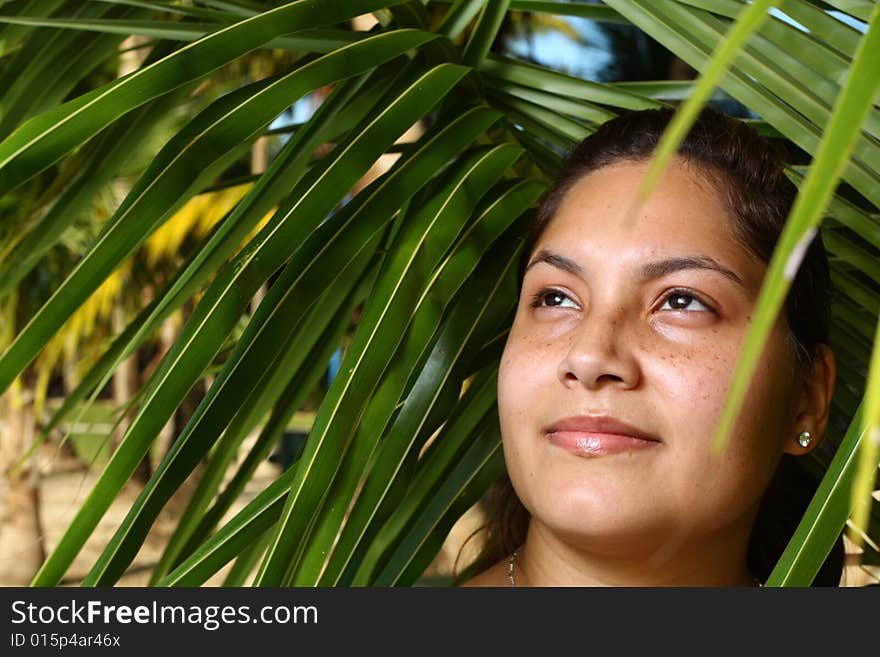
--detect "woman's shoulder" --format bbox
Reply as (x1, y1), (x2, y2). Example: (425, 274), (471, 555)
(458, 557), (510, 587)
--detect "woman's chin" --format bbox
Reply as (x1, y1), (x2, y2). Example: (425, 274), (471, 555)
(528, 498), (676, 558)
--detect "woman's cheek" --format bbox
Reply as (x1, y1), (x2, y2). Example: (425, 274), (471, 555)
(658, 325), (737, 384)
(498, 340), (531, 427)
(499, 328), (559, 436)
(499, 348), (542, 424)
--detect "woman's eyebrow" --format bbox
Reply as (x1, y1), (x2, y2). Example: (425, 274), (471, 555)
(639, 255), (745, 288)
(524, 249), (585, 278)
(525, 249), (745, 288)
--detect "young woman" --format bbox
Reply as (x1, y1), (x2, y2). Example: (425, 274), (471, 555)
(461, 107), (842, 587)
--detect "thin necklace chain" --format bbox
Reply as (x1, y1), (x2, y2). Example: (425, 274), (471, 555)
(507, 548), (763, 587)
(507, 549), (518, 586)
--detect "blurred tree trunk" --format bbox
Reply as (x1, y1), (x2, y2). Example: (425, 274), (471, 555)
(0, 388), (46, 584)
(113, 35), (153, 484)
(152, 313), (178, 469)
(250, 136), (270, 312)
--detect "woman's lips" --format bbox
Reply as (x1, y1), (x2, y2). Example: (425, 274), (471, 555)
(546, 430), (661, 457)
(544, 415), (661, 457)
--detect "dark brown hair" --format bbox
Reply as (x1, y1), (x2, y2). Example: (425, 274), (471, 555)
(464, 107), (843, 586)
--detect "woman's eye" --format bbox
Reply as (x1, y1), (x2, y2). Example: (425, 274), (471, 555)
(658, 290), (714, 313)
(529, 288), (578, 309)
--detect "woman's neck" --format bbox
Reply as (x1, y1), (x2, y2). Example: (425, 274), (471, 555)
(512, 519), (759, 587)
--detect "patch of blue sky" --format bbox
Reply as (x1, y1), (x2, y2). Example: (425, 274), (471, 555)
(768, 6), (867, 35)
(769, 7), (808, 33)
(827, 10), (868, 33)
(267, 93), (321, 146)
(505, 16), (612, 82)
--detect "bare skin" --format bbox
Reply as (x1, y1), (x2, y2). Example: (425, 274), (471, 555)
(462, 158), (835, 587)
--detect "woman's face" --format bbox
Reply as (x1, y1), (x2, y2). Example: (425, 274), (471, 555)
(498, 158), (803, 558)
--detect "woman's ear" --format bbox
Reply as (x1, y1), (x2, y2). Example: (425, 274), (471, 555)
(785, 344), (836, 455)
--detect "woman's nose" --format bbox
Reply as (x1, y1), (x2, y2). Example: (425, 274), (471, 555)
(557, 305), (640, 390)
